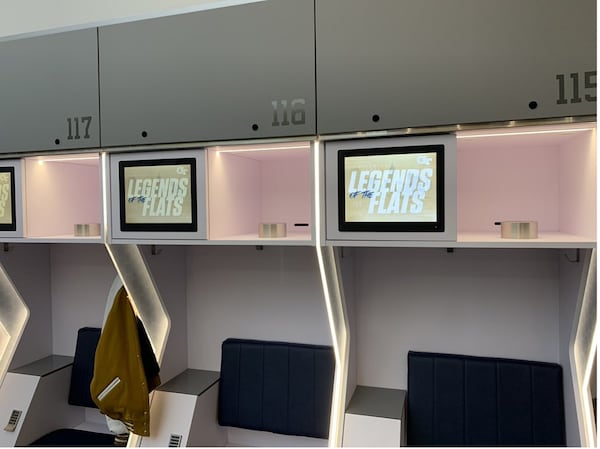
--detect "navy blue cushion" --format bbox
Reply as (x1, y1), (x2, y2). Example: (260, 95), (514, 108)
(218, 338), (335, 439)
(68, 327), (101, 408)
(29, 428), (114, 447)
(407, 351), (565, 447)
(28, 328), (112, 447)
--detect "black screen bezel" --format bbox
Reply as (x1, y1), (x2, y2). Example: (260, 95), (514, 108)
(0, 167), (16, 232)
(337, 145), (445, 232)
(119, 158), (198, 233)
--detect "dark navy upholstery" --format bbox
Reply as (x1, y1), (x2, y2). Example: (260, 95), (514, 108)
(68, 327), (101, 408)
(29, 429), (114, 447)
(407, 351), (565, 446)
(30, 327), (113, 447)
(218, 338), (335, 439)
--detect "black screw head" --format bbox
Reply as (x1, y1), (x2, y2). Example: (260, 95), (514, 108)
(372, 114), (380, 122)
(528, 101), (538, 110)
(141, 131), (148, 138)
(54, 139), (60, 145)
(252, 124), (259, 131)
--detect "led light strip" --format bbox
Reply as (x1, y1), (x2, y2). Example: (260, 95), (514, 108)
(581, 327), (597, 447)
(215, 144), (310, 153)
(36, 155), (99, 164)
(313, 140), (348, 447)
(101, 153), (109, 242)
(457, 127), (593, 139)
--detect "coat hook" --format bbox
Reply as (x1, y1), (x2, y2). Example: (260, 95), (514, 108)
(564, 248), (580, 263)
(151, 245), (162, 256)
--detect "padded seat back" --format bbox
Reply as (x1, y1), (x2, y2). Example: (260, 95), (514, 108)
(68, 327), (101, 408)
(407, 351), (565, 446)
(218, 338), (335, 440)
(29, 327), (112, 447)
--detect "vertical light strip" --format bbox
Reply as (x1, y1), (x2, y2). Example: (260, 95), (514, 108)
(314, 140), (349, 447)
(100, 152), (110, 241)
(570, 249), (597, 446)
(0, 263), (29, 388)
(581, 332), (597, 446)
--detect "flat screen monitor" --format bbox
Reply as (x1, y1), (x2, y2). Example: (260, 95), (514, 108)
(119, 157), (198, 232)
(0, 167), (16, 232)
(338, 145), (444, 232)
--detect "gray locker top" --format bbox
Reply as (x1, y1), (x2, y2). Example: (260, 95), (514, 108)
(346, 385), (406, 420)
(316, 0), (596, 134)
(0, 28), (100, 152)
(98, 0), (315, 147)
(10, 355), (73, 377)
(156, 368), (219, 396)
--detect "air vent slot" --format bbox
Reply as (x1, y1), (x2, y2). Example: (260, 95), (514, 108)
(4, 410), (22, 432)
(168, 434), (182, 447)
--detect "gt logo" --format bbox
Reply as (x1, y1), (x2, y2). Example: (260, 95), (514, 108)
(416, 156), (432, 165)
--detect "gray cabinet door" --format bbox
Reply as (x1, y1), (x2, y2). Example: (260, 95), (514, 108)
(99, 0), (315, 147)
(316, 0), (596, 134)
(0, 29), (100, 153)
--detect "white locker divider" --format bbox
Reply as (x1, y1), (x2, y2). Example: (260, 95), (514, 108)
(570, 249), (597, 446)
(0, 258), (31, 444)
(103, 243), (171, 447)
(315, 246), (349, 447)
(342, 386), (406, 447)
(103, 244), (170, 365)
(0, 357), (88, 446)
(0, 261), (28, 387)
(140, 369), (225, 447)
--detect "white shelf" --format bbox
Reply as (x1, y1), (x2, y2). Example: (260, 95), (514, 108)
(209, 231), (313, 246)
(0, 235), (104, 244)
(326, 232), (595, 249)
(457, 232), (595, 248)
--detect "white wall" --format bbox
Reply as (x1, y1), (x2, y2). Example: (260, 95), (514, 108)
(0, 244), (117, 365)
(261, 155), (312, 229)
(457, 143), (560, 232)
(351, 247), (561, 390)
(141, 245), (188, 383)
(0, 0), (264, 40)
(559, 129), (597, 239)
(0, 244), (52, 368)
(50, 244), (117, 355)
(186, 245), (330, 371)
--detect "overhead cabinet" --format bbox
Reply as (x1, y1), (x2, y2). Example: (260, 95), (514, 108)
(99, 0), (316, 147)
(316, 0), (597, 135)
(0, 29), (100, 153)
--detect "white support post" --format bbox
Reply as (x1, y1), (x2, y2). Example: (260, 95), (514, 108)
(570, 249), (597, 447)
(0, 262), (29, 388)
(104, 243), (171, 447)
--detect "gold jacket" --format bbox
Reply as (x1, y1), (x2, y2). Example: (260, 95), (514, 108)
(90, 287), (160, 436)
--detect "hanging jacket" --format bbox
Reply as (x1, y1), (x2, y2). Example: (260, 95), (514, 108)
(135, 315), (161, 392)
(90, 286), (160, 436)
